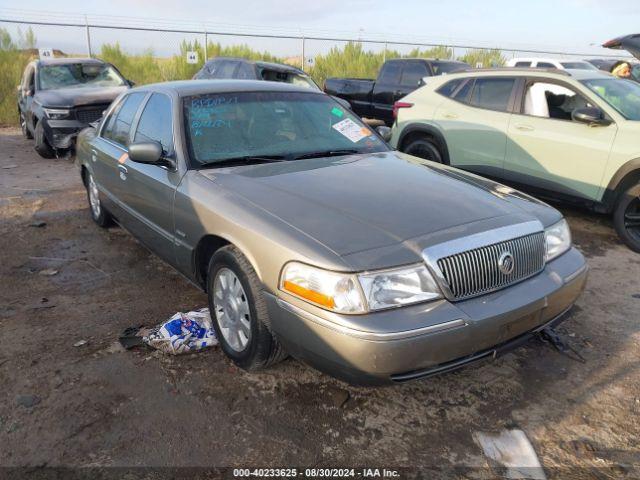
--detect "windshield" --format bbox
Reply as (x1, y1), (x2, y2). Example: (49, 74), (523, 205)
(582, 78), (640, 120)
(184, 91), (389, 166)
(260, 69), (319, 90)
(561, 62), (598, 70)
(38, 63), (126, 90)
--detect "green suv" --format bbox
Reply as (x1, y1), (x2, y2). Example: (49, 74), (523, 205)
(390, 68), (640, 252)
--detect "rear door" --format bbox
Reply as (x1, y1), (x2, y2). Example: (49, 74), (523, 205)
(114, 92), (183, 261)
(505, 78), (617, 201)
(90, 92), (148, 219)
(19, 65), (36, 131)
(432, 76), (518, 178)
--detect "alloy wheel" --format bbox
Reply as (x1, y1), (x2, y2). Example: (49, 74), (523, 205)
(624, 196), (640, 244)
(213, 267), (252, 352)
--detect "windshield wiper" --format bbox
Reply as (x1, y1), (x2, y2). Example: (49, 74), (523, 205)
(198, 155), (287, 169)
(292, 149), (360, 160)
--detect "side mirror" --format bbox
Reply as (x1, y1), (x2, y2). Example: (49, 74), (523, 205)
(126, 79), (136, 87)
(128, 141), (173, 168)
(420, 76), (429, 85)
(376, 125), (392, 142)
(572, 107), (611, 126)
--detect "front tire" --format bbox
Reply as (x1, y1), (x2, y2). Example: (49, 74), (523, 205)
(207, 245), (287, 371)
(402, 136), (443, 163)
(613, 183), (640, 253)
(34, 121), (55, 159)
(85, 171), (113, 228)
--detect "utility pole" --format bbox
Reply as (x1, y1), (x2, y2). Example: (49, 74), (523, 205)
(204, 30), (208, 62)
(85, 15), (92, 58)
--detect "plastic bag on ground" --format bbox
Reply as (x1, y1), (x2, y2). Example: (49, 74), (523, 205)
(143, 308), (218, 355)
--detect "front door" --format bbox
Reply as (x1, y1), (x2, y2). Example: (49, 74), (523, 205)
(113, 92), (182, 262)
(505, 79), (617, 201)
(89, 92), (148, 220)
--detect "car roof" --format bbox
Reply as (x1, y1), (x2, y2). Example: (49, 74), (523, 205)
(36, 57), (106, 66)
(206, 57), (306, 74)
(385, 57), (468, 63)
(433, 67), (613, 81)
(508, 57), (590, 64)
(133, 79), (323, 97)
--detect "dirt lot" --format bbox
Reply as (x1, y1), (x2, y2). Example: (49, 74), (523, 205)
(1, 126), (639, 478)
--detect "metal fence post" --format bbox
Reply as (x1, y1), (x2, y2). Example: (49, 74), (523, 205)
(85, 15), (92, 58)
(301, 36), (305, 71)
(383, 42), (387, 63)
(204, 31), (208, 61)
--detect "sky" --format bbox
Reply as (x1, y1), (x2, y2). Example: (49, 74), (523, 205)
(0, 0), (639, 58)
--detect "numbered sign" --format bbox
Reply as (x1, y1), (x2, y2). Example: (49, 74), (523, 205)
(38, 48), (54, 59)
(305, 56), (315, 67)
(186, 51), (198, 64)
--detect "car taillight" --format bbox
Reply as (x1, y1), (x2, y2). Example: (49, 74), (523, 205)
(393, 101), (413, 120)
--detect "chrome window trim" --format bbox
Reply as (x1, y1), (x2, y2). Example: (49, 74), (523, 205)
(422, 220), (544, 301)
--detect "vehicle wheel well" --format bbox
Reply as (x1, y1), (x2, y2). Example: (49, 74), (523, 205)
(399, 128), (449, 164)
(194, 235), (231, 291)
(80, 165), (88, 187)
(614, 169), (640, 205)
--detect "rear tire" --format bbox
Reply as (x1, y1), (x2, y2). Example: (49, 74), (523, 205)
(402, 136), (443, 163)
(34, 121), (55, 159)
(20, 112), (33, 139)
(613, 183), (640, 253)
(207, 245), (287, 371)
(85, 171), (113, 228)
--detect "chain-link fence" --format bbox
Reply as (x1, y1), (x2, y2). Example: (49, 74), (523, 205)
(0, 12), (632, 126)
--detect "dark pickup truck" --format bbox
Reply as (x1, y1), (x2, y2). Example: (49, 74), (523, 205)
(324, 58), (469, 125)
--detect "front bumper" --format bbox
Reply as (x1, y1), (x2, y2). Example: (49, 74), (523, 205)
(265, 247), (588, 385)
(42, 118), (90, 150)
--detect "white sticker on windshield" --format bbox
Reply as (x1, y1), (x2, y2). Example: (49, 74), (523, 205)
(332, 118), (370, 143)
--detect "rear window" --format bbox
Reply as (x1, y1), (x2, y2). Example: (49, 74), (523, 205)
(514, 61), (532, 67)
(469, 78), (515, 112)
(378, 62), (402, 84)
(437, 78), (464, 97)
(536, 62), (556, 69)
(560, 62), (598, 70)
(431, 61), (467, 75)
(400, 62), (428, 87)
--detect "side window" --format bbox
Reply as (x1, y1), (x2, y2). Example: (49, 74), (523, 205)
(536, 62), (555, 69)
(133, 94), (173, 153)
(522, 81), (594, 120)
(453, 79), (474, 102)
(22, 65), (35, 92)
(469, 78), (515, 112)
(400, 62), (428, 87)
(102, 92), (146, 147)
(378, 62), (402, 84)
(236, 62), (255, 79)
(437, 78), (464, 98)
(514, 61), (532, 67)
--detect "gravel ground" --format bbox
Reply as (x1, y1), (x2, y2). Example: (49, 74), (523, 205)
(1, 127), (639, 478)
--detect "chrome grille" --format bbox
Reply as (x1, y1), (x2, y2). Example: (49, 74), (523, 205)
(436, 232), (545, 300)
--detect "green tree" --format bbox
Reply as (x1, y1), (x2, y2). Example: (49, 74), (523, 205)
(459, 49), (506, 68)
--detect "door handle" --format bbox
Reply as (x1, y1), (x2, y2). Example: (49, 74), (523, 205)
(91, 149), (98, 162)
(443, 112), (458, 119)
(118, 164), (128, 180)
(514, 124), (534, 132)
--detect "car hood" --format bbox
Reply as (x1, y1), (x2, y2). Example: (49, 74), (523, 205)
(34, 86), (128, 108)
(199, 152), (560, 260)
(603, 34), (640, 60)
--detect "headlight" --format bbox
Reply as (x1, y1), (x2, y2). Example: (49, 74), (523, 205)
(280, 262), (441, 314)
(43, 108), (71, 120)
(545, 219), (571, 262)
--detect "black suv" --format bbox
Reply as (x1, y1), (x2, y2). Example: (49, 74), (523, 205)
(17, 57), (131, 158)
